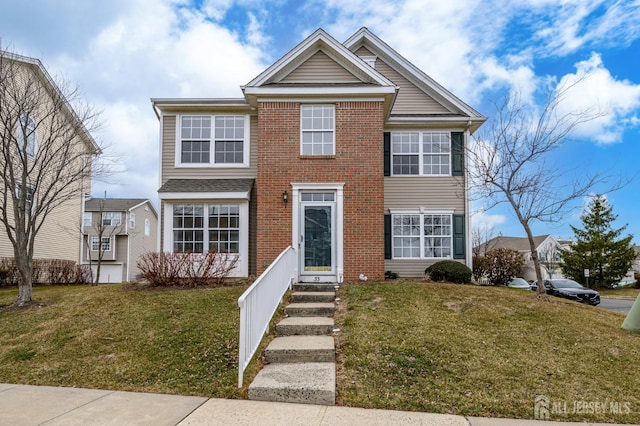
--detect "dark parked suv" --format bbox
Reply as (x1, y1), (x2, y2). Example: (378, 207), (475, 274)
(532, 279), (600, 306)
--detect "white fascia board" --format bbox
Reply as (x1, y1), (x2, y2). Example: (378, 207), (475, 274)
(159, 191), (250, 200)
(244, 29), (395, 88)
(151, 98), (250, 109)
(244, 86), (396, 96)
(344, 28), (486, 120)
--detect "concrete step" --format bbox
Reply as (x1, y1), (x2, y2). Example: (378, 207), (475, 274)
(285, 302), (334, 317)
(291, 291), (335, 303)
(264, 336), (335, 363)
(248, 362), (335, 405)
(276, 316), (334, 336)
(292, 283), (338, 293)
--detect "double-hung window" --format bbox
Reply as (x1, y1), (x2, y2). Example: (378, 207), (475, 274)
(91, 236), (111, 251)
(392, 213), (452, 259)
(300, 105), (335, 155)
(172, 203), (240, 254)
(83, 212), (92, 226)
(17, 115), (37, 159)
(391, 131), (451, 175)
(101, 212), (121, 226)
(179, 115), (247, 166)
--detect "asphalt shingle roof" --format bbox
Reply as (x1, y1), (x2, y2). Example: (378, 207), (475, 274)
(158, 178), (254, 194)
(85, 198), (149, 212)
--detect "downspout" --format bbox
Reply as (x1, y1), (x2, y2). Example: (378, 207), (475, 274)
(464, 118), (473, 269)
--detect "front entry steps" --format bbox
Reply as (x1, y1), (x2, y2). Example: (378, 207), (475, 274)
(247, 282), (337, 406)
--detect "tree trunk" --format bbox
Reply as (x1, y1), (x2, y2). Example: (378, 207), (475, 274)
(521, 222), (546, 296)
(13, 252), (33, 306)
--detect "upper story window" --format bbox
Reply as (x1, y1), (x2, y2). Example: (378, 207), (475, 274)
(300, 105), (334, 156)
(16, 115), (37, 159)
(144, 218), (150, 236)
(91, 236), (111, 251)
(391, 131), (451, 175)
(83, 212), (92, 226)
(178, 115), (248, 167)
(129, 213), (136, 229)
(101, 212), (121, 226)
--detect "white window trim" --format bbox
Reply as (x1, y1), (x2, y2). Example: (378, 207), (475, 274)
(162, 201), (249, 277)
(391, 211), (454, 260)
(101, 212), (122, 226)
(390, 130), (453, 177)
(300, 104), (335, 156)
(17, 114), (37, 159)
(91, 236), (111, 252)
(175, 114), (250, 168)
(83, 212), (92, 226)
(129, 213), (135, 229)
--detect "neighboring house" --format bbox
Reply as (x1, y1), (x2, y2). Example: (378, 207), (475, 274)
(0, 51), (99, 263)
(152, 28), (486, 282)
(82, 198), (158, 283)
(476, 234), (564, 281)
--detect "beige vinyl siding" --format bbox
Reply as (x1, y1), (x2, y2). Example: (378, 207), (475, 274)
(127, 203), (158, 281)
(0, 195), (82, 262)
(384, 176), (466, 277)
(115, 235), (128, 281)
(384, 176), (465, 211)
(354, 46), (375, 56)
(160, 114), (258, 185)
(374, 59), (450, 115)
(280, 51), (361, 83)
(385, 258), (466, 277)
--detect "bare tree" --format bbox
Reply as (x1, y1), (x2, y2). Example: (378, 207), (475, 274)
(467, 79), (612, 296)
(471, 220), (495, 258)
(0, 50), (104, 306)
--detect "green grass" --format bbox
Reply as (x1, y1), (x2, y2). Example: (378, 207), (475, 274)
(335, 281), (640, 424)
(599, 287), (640, 300)
(0, 284), (269, 397)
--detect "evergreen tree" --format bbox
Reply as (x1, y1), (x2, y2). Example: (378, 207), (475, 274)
(560, 195), (636, 288)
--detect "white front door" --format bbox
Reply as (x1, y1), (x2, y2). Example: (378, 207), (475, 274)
(299, 192), (336, 282)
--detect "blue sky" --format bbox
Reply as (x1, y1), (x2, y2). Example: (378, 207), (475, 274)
(1, 0), (639, 243)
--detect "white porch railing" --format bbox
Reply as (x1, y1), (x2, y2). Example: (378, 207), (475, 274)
(237, 246), (296, 387)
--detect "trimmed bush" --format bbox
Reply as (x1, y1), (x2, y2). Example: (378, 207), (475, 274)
(425, 260), (472, 284)
(0, 257), (87, 286)
(484, 248), (524, 286)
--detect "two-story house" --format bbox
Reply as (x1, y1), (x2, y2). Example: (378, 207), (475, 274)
(82, 198), (158, 283)
(152, 28), (485, 282)
(0, 51), (99, 264)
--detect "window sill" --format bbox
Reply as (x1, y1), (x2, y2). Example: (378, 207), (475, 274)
(299, 155), (336, 160)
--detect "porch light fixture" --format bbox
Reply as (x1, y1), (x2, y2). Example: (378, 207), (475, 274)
(282, 190), (289, 205)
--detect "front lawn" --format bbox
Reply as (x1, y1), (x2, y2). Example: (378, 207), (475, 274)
(0, 284), (255, 397)
(599, 287), (640, 300)
(335, 281), (640, 424)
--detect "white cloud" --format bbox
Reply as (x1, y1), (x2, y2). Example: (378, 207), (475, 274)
(41, 0), (269, 200)
(555, 53), (640, 144)
(470, 208), (507, 230)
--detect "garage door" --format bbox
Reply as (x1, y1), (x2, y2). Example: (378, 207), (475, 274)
(90, 264), (123, 283)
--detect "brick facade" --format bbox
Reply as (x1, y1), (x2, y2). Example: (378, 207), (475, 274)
(256, 100), (385, 281)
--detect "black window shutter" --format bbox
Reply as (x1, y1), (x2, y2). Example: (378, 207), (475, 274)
(451, 132), (464, 176)
(384, 214), (392, 259)
(383, 132), (391, 176)
(453, 214), (465, 259)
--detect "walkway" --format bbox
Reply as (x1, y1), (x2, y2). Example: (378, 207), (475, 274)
(1, 383), (629, 426)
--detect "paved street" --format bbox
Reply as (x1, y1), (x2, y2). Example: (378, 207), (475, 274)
(599, 298), (635, 314)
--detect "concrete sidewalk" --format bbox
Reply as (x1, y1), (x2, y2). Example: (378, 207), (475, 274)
(0, 383), (633, 426)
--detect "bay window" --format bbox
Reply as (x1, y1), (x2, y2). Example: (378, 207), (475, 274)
(172, 203), (240, 254)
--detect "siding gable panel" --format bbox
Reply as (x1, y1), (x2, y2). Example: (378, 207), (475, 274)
(374, 59), (451, 115)
(280, 51), (361, 83)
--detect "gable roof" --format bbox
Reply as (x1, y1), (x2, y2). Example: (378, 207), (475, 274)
(85, 198), (157, 216)
(244, 28), (396, 89)
(478, 234), (558, 253)
(343, 27), (486, 133)
(2, 51), (101, 154)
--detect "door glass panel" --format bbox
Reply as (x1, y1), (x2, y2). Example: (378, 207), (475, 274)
(304, 206), (332, 272)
